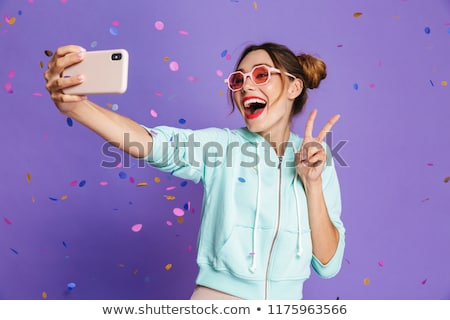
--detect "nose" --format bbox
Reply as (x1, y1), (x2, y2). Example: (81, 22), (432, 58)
(241, 74), (255, 91)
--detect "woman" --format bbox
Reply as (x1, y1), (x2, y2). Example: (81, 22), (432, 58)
(44, 42), (345, 300)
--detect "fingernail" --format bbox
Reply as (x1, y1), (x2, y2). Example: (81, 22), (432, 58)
(79, 47), (86, 52)
(77, 74), (85, 81)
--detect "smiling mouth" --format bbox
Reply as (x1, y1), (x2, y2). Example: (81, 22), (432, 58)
(243, 97), (267, 119)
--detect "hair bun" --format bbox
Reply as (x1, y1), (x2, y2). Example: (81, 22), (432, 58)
(297, 54), (327, 89)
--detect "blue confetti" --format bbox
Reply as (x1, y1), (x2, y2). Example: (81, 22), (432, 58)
(178, 118), (186, 125)
(78, 180), (86, 187)
(10, 248), (19, 255)
(109, 27), (119, 36)
(183, 203), (189, 210)
(62, 241), (68, 248)
(180, 181), (188, 187)
(221, 49), (228, 58)
(430, 80), (434, 87)
(67, 282), (76, 291)
(18, 10), (23, 15)
(49, 197), (58, 201)
(353, 83), (359, 90)
(118, 171), (127, 179)
(238, 177), (246, 183)
(424, 26), (431, 34)
(67, 117), (73, 127)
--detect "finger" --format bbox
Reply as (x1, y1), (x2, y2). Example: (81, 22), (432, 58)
(47, 46), (86, 76)
(53, 45), (86, 58)
(316, 114), (340, 142)
(50, 91), (87, 103)
(46, 74), (84, 92)
(304, 109), (317, 139)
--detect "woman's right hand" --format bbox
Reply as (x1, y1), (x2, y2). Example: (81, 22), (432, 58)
(44, 45), (88, 114)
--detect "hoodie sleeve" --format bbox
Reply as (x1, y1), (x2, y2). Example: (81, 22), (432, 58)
(141, 125), (228, 183)
(310, 145), (346, 279)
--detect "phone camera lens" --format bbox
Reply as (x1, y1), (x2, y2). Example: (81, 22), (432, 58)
(111, 53), (122, 61)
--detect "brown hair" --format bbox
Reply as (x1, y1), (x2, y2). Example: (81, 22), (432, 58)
(229, 42), (327, 116)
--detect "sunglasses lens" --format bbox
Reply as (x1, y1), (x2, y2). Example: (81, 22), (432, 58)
(252, 66), (270, 84)
(229, 73), (244, 90)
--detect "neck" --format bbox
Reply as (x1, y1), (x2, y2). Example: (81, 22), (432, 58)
(260, 126), (291, 156)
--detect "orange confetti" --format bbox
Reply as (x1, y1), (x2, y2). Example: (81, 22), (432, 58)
(441, 81), (448, 86)
(353, 12), (363, 18)
(444, 176), (450, 183)
(363, 278), (370, 285)
(7, 17), (16, 25)
(253, 1), (258, 9)
(163, 56), (169, 61)
(136, 182), (148, 187)
(164, 195), (176, 200)
(26, 172), (31, 183)
(39, 61), (44, 68)
(42, 291), (47, 299)
(31, 196), (35, 203)
(60, 195), (68, 200)
(154, 177), (161, 183)
(165, 263), (172, 271)
(177, 217), (184, 224)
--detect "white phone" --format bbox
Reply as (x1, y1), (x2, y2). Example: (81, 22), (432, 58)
(62, 49), (129, 95)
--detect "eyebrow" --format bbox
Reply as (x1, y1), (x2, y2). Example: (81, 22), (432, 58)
(236, 63), (274, 72)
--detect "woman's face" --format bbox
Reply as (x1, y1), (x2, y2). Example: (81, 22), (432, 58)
(233, 50), (294, 141)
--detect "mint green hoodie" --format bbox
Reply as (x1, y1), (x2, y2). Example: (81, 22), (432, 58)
(144, 125), (345, 300)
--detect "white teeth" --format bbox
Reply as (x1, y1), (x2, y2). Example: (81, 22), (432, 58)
(243, 98), (266, 108)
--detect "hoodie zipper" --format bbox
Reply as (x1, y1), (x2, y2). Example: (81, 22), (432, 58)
(264, 156), (283, 299)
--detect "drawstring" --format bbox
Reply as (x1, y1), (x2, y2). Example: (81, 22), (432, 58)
(250, 142), (260, 273)
(294, 174), (303, 256)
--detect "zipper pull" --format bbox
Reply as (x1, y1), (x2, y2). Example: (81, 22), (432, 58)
(278, 156), (283, 169)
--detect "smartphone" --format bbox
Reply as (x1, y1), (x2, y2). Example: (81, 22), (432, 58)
(62, 49), (129, 95)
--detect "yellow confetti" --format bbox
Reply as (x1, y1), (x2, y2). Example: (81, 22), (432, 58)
(26, 172), (31, 183)
(253, 1), (258, 9)
(165, 263), (172, 270)
(42, 291), (47, 299)
(163, 56), (170, 61)
(441, 81), (448, 86)
(137, 182), (148, 187)
(363, 278), (370, 285)
(7, 17), (16, 25)
(154, 177), (161, 183)
(444, 176), (450, 183)
(32, 196), (35, 203)
(39, 61), (44, 69)
(177, 217), (184, 224)
(219, 90), (223, 97)
(353, 12), (363, 18)
(60, 195), (68, 200)
(164, 195), (176, 200)
(106, 103), (113, 108)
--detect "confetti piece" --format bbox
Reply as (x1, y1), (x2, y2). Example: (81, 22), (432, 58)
(66, 117), (73, 127)
(49, 197), (58, 202)
(109, 26), (119, 36)
(129, 176), (135, 184)
(44, 50), (53, 57)
(253, 1), (258, 9)
(180, 181), (188, 187)
(150, 109), (158, 118)
(60, 195), (68, 200)
(166, 220), (173, 226)
(99, 181), (108, 186)
(363, 278), (370, 285)
(42, 292), (47, 299)
(426, 163), (434, 166)
(67, 282), (76, 291)
(178, 30), (189, 35)
(154, 177), (161, 183)
(353, 12), (363, 18)
(378, 261), (384, 267)
(337, 44), (343, 48)
(169, 61), (179, 71)
(163, 56), (170, 61)
(32, 92), (43, 96)
(26, 172), (31, 183)
(137, 182), (148, 187)
(178, 118), (186, 124)
(90, 41), (98, 48)
(187, 245), (193, 252)
(177, 217), (184, 224)
(221, 50), (228, 58)
(118, 171), (127, 179)
(173, 207), (184, 217)
(154, 20), (164, 31)
(216, 70), (223, 77)
(424, 26), (431, 34)
(421, 279), (428, 285)
(111, 20), (119, 27)
(70, 180), (78, 187)
(225, 54), (232, 60)
(3, 217), (12, 225)
(62, 241), (68, 248)
(131, 224), (143, 232)
(165, 263), (172, 270)
(164, 195), (176, 200)
(39, 61), (44, 68)
(444, 176), (450, 183)
(166, 186), (176, 191)
(369, 83), (376, 89)
(78, 180), (86, 187)
(442, 81), (448, 86)
(10, 248), (19, 255)
(8, 70), (16, 78)
(238, 177), (246, 183)
(429, 80), (435, 86)
(5, 16), (16, 25)
(183, 202), (189, 210)
(4, 83), (13, 92)
(187, 76), (198, 82)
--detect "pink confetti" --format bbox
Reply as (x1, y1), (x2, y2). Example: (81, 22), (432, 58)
(337, 44), (343, 48)
(155, 92), (163, 97)
(111, 20), (119, 27)
(378, 261), (384, 267)
(32, 92), (43, 96)
(173, 208), (184, 217)
(426, 163), (434, 166)
(369, 83), (376, 89)
(187, 76), (198, 82)
(154, 20), (164, 31)
(4, 83), (13, 92)
(216, 70), (223, 77)
(421, 279), (428, 285)
(69, 180), (78, 187)
(7, 70), (16, 78)
(178, 30), (189, 35)
(129, 177), (135, 184)
(169, 61), (179, 72)
(116, 162), (123, 168)
(225, 54), (232, 60)
(150, 109), (158, 118)
(166, 186), (176, 191)
(4, 217), (12, 225)
(187, 245), (193, 252)
(131, 224), (142, 232)
(166, 220), (173, 226)
(99, 181), (108, 186)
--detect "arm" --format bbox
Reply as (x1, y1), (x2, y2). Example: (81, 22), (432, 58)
(44, 45), (152, 158)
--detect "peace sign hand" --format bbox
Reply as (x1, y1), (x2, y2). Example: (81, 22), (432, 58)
(295, 109), (340, 186)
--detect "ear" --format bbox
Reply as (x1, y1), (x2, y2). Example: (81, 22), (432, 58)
(288, 79), (303, 100)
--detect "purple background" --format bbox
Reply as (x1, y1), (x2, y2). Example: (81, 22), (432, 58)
(1, 0), (449, 300)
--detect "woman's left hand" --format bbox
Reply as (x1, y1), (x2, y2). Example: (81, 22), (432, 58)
(296, 109), (340, 186)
